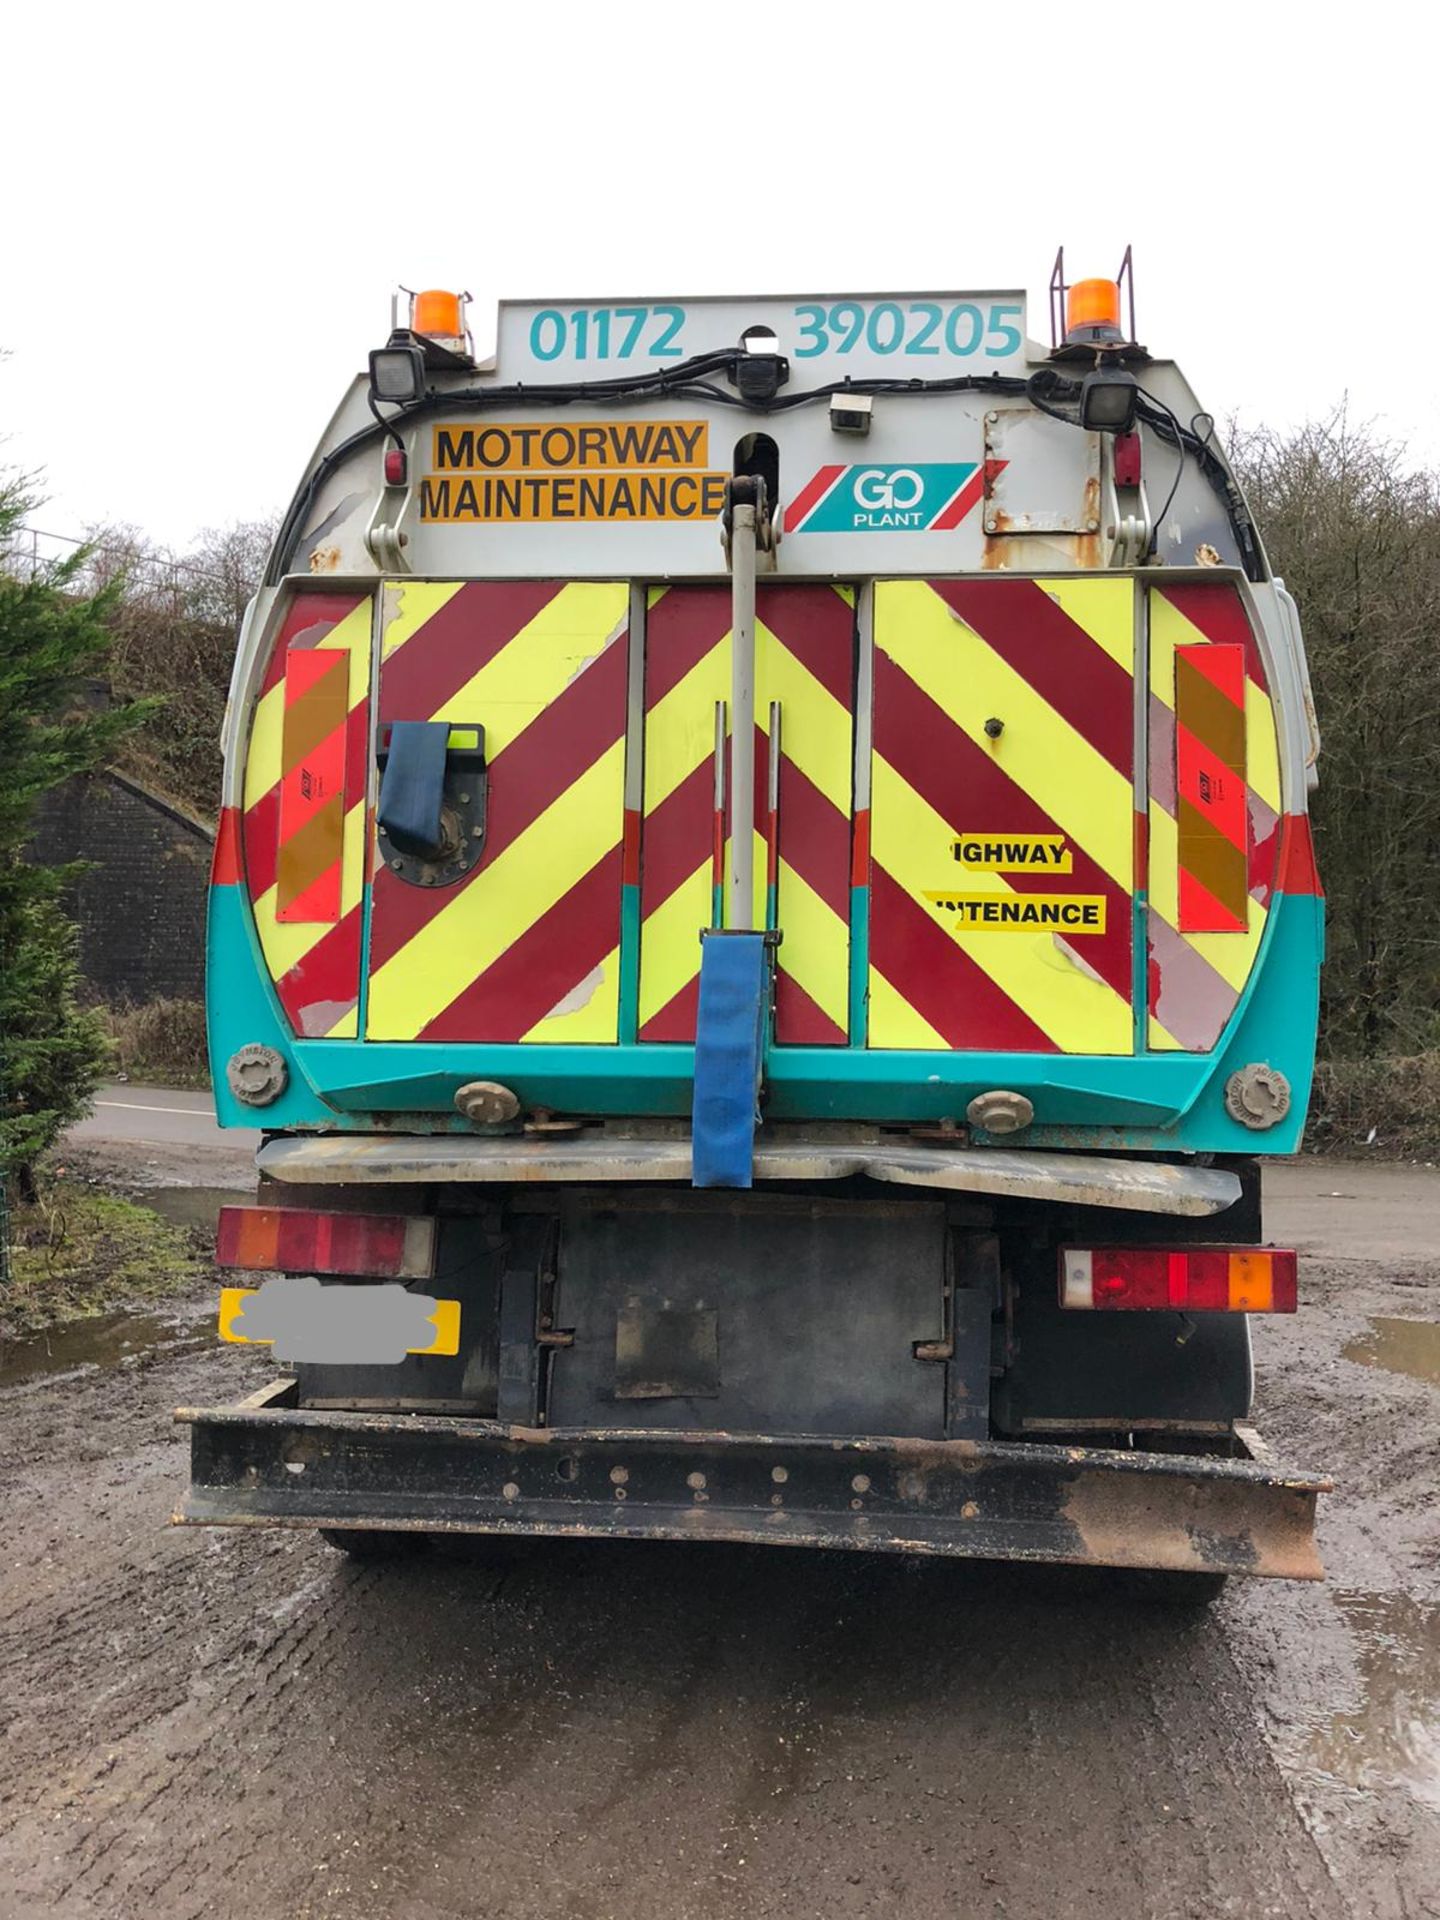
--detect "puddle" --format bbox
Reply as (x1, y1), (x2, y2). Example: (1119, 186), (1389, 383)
(0, 1186), (235, 1390)
(0, 1309), (193, 1389)
(1343, 1318), (1440, 1388)
(139, 1186), (235, 1236)
(1307, 1592), (1440, 1813)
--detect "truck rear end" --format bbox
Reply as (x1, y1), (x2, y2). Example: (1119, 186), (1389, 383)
(181, 265), (1328, 1590)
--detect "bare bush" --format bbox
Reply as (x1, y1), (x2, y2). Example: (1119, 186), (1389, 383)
(84, 519), (277, 821)
(1232, 412), (1440, 1059)
(101, 998), (210, 1086)
(1307, 1055), (1440, 1159)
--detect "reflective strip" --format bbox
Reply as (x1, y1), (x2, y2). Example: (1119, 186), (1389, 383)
(1176, 642), (1248, 931)
(276, 648), (349, 923)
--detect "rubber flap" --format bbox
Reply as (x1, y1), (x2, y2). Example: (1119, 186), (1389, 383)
(377, 720), (450, 858)
(691, 932), (768, 1189)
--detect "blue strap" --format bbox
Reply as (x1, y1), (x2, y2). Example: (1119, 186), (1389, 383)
(378, 721), (451, 858)
(691, 931), (769, 1189)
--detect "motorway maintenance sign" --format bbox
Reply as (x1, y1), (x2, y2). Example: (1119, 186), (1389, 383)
(421, 420), (728, 523)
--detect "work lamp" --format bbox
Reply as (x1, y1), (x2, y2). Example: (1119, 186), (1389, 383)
(1079, 367), (1139, 434)
(369, 342), (426, 407)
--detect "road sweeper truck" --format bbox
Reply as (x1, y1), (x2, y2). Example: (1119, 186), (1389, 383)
(179, 259), (1328, 1595)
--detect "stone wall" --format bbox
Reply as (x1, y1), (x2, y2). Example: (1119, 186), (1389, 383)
(27, 772), (213, 1003)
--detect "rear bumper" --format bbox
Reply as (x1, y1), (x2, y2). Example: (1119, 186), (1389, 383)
(175, 1384), (1328, 1580)
(255, 1132), (1244, 1217)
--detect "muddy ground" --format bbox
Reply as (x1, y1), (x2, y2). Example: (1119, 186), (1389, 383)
(0, 1155), (1435, 1920)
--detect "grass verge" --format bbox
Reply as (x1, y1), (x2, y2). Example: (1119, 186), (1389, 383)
(2, 1167), (207, 1337)
(1306, 1054), (1440, 1160)
(99, 997), (211, 1090)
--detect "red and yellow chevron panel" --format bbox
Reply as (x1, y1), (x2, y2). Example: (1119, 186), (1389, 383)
(1175, 642), (1248, 932)
(276, 648), (350, 924)
(1147, 584), (1280, 1051)
(638, 584), (855, 1045)
(241, 592), (373, 1037)
(365, 581), (630, 1043)
(868, 578), (1136, 1055)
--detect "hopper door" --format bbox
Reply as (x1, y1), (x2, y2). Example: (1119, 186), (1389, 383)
(866, 577), (1138, 1054)
(637, 583), (857, 1045)
(364, 580), (630, 1044)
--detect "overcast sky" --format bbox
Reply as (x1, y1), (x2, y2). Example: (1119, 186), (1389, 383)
(4, 1), (1434, 555)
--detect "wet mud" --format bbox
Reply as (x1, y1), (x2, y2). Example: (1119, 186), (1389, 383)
(0, 1159), (1433, 1918)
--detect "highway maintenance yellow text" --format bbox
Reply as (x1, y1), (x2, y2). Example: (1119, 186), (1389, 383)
(926, 892), (1107, 932)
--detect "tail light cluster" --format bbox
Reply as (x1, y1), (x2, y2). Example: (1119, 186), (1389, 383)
(215, 1206), (436, 1280)
(1060, 1247), (1297, 1313)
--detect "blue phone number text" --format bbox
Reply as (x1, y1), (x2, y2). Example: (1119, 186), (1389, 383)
(526, 301), (1024, 364)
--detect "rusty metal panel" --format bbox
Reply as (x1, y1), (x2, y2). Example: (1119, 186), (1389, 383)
(175, 1402), (1329, 1581)
(983, 408), (1101, 535)
(547, 1202), (948, 1437)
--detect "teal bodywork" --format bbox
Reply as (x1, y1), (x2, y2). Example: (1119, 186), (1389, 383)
(208, 876), (1323, 1157)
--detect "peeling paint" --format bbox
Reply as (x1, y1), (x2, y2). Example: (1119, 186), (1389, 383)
(1147, 917), (1240, 1051)
(563, 614), (628, 688)
(300, 491), (367, 553)
(1052, 935), (1108, 988)
(543, 962), (607, 1021)
(296, 998), (356, 1037)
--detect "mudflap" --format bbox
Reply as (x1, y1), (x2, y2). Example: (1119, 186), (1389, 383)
(175, 1383), (1327, 1581)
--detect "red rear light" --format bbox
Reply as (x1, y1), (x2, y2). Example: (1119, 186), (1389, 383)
(384, 446), (408, 486)
(1113, 430), (1142, 489)
(1060, 1247), (1297, 1313)
(216, 1206), (436, 1280)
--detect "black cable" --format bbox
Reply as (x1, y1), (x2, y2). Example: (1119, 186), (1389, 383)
(1023, 367), (1083, 423)
(1021, 368), (1262, 580)
(1136, 386), (1188, 558)
(1133, 396), (1264, 580)
(267, 357), (1033, 583)
(368, 390), (406, 459)
(267, 347), (1263, 585)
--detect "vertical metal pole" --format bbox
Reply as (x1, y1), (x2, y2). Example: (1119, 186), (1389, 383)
(711, 700), (728, 929)
(728, 501), (758, 931)
(765, 700), (781, 934)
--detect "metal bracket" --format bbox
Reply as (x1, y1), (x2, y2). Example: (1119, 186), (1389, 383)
(720, 474), (777, 567)
(364, 455), (415, 574)
(366, 517), (410, 574)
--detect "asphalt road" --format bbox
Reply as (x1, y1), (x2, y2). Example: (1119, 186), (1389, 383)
(1, 1145), (1435, 1919)
(68, 1084), (257, 1154)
